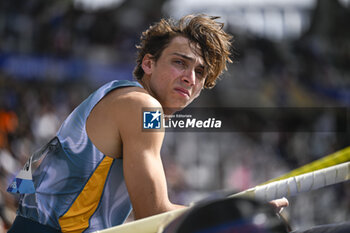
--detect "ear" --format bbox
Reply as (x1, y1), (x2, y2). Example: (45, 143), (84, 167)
(141, 54), (154, 75)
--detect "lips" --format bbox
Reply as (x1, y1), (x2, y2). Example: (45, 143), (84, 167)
(174, 87), (190, 97)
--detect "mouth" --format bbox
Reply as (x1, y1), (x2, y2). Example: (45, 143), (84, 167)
(174, 87), (190, 98)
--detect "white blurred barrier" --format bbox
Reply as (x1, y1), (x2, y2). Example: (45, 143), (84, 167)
(95, 161), (350, 233)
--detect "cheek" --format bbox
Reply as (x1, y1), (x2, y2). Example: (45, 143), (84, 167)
(158, 66), (179, 83)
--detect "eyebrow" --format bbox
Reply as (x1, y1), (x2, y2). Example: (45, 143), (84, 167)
(172, 52), (205, 69)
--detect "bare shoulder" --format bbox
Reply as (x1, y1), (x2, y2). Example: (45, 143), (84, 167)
(86, 85), (162, 158)
(106, 86), (162, 135)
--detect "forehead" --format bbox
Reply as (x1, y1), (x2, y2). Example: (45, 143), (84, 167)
(162, 36), (204, 65)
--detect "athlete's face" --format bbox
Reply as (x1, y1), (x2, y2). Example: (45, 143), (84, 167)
(141, 36), (206, 113)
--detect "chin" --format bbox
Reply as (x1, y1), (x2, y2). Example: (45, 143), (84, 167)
(162, 98), (192, 114)
(163, 104), (187, 115)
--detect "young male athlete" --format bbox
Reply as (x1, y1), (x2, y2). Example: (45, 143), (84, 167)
(7, 14), (287, 232)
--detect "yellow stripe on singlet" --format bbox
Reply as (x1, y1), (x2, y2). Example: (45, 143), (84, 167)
(58, 156), (114, 233)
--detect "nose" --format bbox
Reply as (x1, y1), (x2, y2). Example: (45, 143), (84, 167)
(181, 69), (195, 86)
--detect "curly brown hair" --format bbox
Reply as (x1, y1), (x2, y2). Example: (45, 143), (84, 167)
(133, 14), (233, 89)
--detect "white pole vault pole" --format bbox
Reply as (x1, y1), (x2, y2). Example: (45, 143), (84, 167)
(229, 161), (350, 201)
(94, 208), (187, 233)
(95, 162), (350, 233)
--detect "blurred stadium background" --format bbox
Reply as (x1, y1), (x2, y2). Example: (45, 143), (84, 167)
(0, 0), (349, 232)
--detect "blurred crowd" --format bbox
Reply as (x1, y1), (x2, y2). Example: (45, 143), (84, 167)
(0, 0), (349, 232)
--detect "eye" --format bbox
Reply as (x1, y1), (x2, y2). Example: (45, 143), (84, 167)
(195, 69), (205, 78)
(173, 59), (185, 66)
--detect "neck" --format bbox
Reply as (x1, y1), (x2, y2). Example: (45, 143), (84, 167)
(138, 77), (152, 95)
(138, 77), (183, 116)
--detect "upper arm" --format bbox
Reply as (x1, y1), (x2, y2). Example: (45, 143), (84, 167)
(115, 91), (172, 219)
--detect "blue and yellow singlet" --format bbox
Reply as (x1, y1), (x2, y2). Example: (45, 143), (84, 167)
(15, 80), (142, 232)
